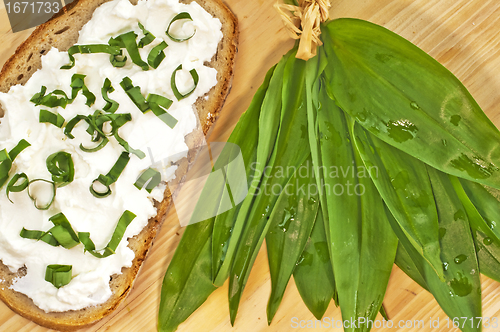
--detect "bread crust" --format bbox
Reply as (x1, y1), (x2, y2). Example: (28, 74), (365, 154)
(0, 0), (238, 330)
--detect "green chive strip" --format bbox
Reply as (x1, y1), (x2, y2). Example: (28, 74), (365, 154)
(0, 139), (31, 188)
(93, 112), (131, 137)
(170, 65), (199, 101)
(79, 210), (136, 258)
(45, 265), (72, 288)
(147, 93), (177, 128)
(65, 111), (144, 157)
(138, 22), (156, 48)
(114, 32), (149, 70)
(87, 110), (111, 138)
(64, 115), (88, 139)
(90, 152), (130, 198)
(80, 137), (109, 153)
(120, 77), (178, 128)
(21, 211), (135, 258)
(104, 112), (146, 159)
(30, 86), (47, 105)
(102, 78), (119, 113)
(147, 41), (168, 69)
(0, 150), (11, 188)
(39, 110), (65, 128)
(65, 112), (111, 141)
(106, 38), (128, 67)
(22, 214), (80, 248)
(20, 228), (59, 246)
(120, 77), (178, 127)
(110, 53), (128, 67)
(41, 90), (70, 108)
(8, 139), (31, 161)
(113, 131), (146, 159)
(119, 31), (149, 70)
(61, 44), (123, 69)
(48, 213), (80, 249)
(30, 86), (70, 109)
(106, 210), (135, 254)
(46, 151), (74, 187)
(166, 12), (196, 42)
(147, 93), (173, 110)
(78, 232), (95, 252)
(31, 74), (95, 109)
(27, 179), (56, 210)
(107, 113), (132, 128)
(70, 74), (96, 107)
(6, 172), (28, 203)
(134, 168), (161, 193)
(108, 36), (125, 48)
(120, 77), (150, 112)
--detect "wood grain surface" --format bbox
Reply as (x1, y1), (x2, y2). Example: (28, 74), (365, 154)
(1, 0), (500, 331)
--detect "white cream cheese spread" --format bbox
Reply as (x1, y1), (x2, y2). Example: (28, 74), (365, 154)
(0, 0), (222, 312)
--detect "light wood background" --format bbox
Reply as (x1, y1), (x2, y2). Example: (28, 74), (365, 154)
(1, 0), (500, 331)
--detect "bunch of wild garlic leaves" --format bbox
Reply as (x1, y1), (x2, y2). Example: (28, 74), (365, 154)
(158, 18), (500, 332)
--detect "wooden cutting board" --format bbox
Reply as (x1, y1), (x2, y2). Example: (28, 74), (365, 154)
(1, 0), (500, 331)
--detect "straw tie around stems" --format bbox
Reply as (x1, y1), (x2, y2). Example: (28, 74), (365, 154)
(275, 0), (331, 60)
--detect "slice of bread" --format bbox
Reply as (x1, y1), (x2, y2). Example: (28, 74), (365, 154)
(0, 0), (237, 330)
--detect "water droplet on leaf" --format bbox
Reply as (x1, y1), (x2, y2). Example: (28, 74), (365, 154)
(375, 53), (393, 63)
(490, 220), (497, 230)
(296, 251), (313, 266)
(454, 209), (466, 221)
(439, 228), (447, 240)
(391, 170), (410, 190)
(450, 115), (462, 126)
(356, 111), (367, 122)
(386, 119), (418, 143)
(278, 207), (295, 233)
(483, 237), (493, 245)
(314, 241), (329, 263)
(450, 272), (473, 297)
(454, 254), (468, 264)
(450, 153), (496, 179)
